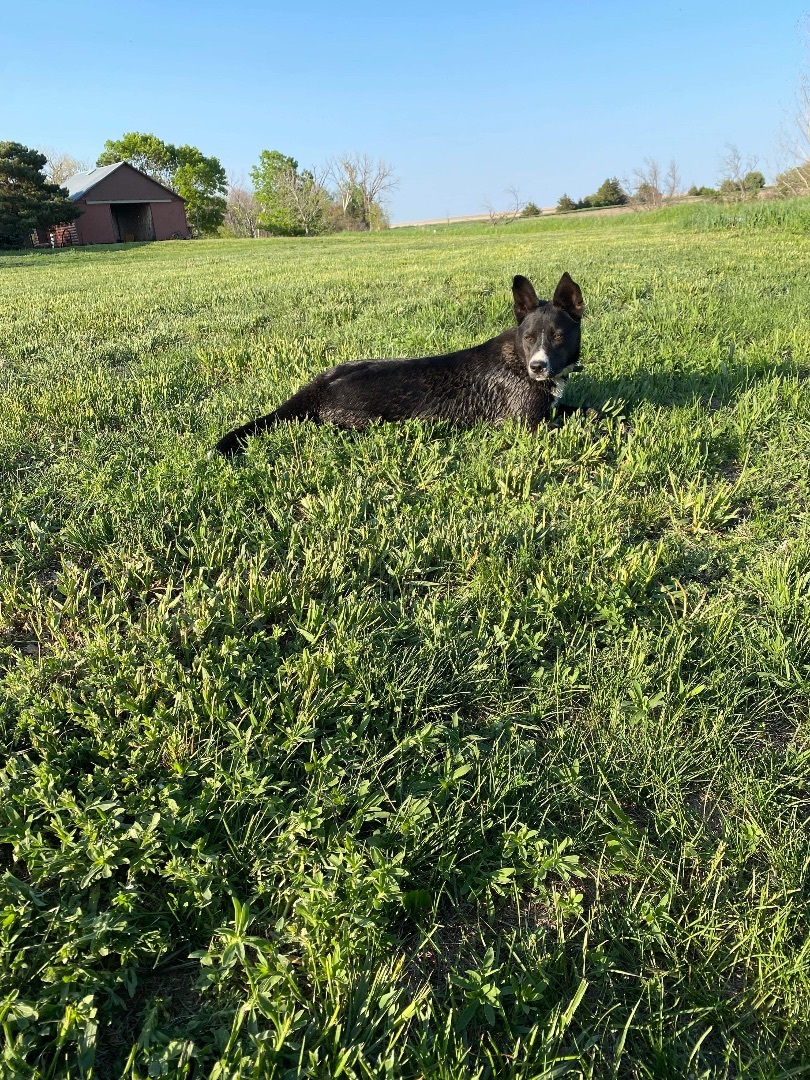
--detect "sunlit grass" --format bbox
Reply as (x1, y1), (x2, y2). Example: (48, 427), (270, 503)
(1, 206), (810, 1076)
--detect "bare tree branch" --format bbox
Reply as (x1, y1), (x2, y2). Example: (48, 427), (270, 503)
(224, 173), (261, 238)
(41, 149), (89, 185)
(327, 153), (398, 229)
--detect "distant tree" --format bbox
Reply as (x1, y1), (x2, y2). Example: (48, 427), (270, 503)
(250, 150), (301, 235)
(776, 55), (810, 197)
(482, 188), (524, 225)
(718, 145), (761, 203)
(775, 162), (810, 197)
(664, 160), (681, 199)
(251, 151), (332, 236)
(283, 167), (333, 236)
(97, 132), (176, 187)
(628, 159), (664, 210)
(0, 142), (79, 248)
(521, 201), (542, 217)
(556, 193), (577, 213)
(589, 177), (628, 207)
(327, 153), (398, 230)
(97, 132), (226, 233)
(223, 176), (261, 238)
(172, 146), (227, 234)
(42, 149), (89, 185)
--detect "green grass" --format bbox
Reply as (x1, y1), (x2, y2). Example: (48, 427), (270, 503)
(2, 206), (810, 1078)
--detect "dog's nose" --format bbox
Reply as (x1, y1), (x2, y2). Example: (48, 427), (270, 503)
(529, 358), (547, 374)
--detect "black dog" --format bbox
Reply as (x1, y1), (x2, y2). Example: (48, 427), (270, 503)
(215, 273), (591, 456)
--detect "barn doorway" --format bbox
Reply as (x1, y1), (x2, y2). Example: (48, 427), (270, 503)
(111, 203), (155, 242)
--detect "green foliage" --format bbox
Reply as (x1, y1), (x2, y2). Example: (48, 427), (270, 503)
(2, 212), (810, 1074)
(97, 132), (176, 187)
(97, 132), (227, 234)
(172, 146), (227, 236)
(558, 178), (627, 213)
(521, 201), (542, 217)
(250, 150), (303, 236)
(0, 142), (79, 248)
(689, 184), (720, 198)
(743, 170), (765, 192)
(588, 176), (628, 207)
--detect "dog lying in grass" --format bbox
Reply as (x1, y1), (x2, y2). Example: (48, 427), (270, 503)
(215, 273), (596, 456)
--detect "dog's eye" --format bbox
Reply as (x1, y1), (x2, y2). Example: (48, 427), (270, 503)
(524, 333), (535, 343)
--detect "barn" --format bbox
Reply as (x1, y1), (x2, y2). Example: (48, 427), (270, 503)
(33, 161), (190, 246)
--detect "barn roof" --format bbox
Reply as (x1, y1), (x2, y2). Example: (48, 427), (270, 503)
(61, 161), (184, 202)
(62, 162), (127, 200)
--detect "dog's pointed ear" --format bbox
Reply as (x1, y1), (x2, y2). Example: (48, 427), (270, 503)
(552, 272), (584, 322)
(512, 275), (539, 324)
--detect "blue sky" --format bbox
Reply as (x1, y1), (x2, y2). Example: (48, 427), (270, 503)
(3, 1), (808, 221)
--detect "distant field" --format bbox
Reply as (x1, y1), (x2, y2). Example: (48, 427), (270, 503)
(2, 201), (810, 1077)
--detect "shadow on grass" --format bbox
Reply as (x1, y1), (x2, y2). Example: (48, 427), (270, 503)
(569, 354), (808, 415)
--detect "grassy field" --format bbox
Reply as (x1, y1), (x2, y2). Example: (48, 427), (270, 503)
(2, 202), (810, 1078)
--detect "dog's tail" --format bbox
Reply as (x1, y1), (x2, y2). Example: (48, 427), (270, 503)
(214, 386), (318, 457)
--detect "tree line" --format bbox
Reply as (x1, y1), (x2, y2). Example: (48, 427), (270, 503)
(0, 133), (398, 246)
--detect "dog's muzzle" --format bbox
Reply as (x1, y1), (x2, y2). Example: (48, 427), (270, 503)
(528, 348), (550, 379)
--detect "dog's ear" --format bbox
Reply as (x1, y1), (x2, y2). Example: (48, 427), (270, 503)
(552, 272), (584, 322)
(512, 275), (540, 323)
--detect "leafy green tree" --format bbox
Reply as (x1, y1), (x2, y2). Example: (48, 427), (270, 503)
(590, 177), (627, 207)
(743, 170), (765, 194)
(97, 133), (227, 234)
(250, 151), (332, 236)
(97, 132), (176, 187)
(173, 146), (227, 235)
(250, 150), (302, 235)
(521, 201), (542, 217)
(0, 142), (79, 248)
(556, 193), (577, 213)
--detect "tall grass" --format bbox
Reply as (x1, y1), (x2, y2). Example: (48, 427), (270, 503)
(1, 216), (810, 1077)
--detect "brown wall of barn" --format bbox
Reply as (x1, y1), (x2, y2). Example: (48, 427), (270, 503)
(84, 165), (179, 204)
(74, 204), (116, 245)
(150, 201), (189, 239)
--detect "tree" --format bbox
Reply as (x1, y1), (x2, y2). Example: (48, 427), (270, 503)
(327, 153), (397, 230)
(172, 145), (227, 235)
(250, 150), (301, 235)
(627, 159), (664, 210)
(42, 149), (89, 185)
(97, 132), (176, 187)
(664, 160), (681, 199)
(97, 132), (227, 233)
(718, 145), (761, 202)
(521, 201), (542, 217)
(0, 142), (79, 248)
(588, 177), (628, 207)
(223, 176), (261, 238)
(284, 167), (332, 236)
(251, 151), (332, 236)
(775, 162), (810, 197)
(776, 48), (810, 197)
(556, 193), (577, 213)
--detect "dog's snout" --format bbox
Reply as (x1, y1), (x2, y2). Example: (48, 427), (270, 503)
(529, 357), (547, 374)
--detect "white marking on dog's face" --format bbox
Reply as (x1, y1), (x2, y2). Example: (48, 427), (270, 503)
(527, 345), (550, 380)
